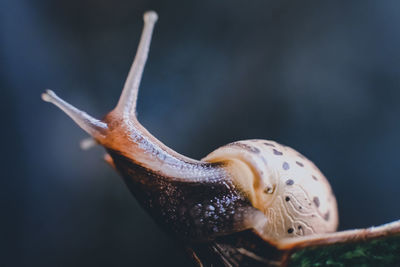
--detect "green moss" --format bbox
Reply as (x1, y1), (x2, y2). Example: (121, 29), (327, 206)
(288, 234), (400, 267)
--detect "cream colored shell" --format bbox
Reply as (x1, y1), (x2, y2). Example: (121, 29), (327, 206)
(204, 139), (338, 242)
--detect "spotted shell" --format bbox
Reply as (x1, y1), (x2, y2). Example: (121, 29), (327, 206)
(203, 139), (338, 242)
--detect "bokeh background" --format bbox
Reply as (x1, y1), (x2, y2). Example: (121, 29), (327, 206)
(2, 0), (400, 266)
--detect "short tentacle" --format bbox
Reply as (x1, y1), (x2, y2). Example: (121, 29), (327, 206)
(80, 137), (97, 150)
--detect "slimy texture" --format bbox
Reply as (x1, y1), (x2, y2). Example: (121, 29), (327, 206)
(204, 139), (338, 242)
(108, 149), (256, 241)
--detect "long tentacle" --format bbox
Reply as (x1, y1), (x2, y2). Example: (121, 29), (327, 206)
(41, 89), (108, 138)
(114, 11), (158, 119)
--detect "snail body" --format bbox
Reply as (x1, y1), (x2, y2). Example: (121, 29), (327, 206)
(42, 11), (338, 246)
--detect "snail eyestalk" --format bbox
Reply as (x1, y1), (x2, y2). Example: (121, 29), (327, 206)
(41, 89), (108, 138)
(114, 10), (158, 119)
(41, 11), (229, 182)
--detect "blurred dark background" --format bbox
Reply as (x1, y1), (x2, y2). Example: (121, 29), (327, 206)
(1, 0), (400, 266)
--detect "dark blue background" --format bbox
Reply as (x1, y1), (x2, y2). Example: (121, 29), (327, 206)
(2, 0), (400, 266)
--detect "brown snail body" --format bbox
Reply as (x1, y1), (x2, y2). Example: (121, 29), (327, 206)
(42, 11), (338, 247)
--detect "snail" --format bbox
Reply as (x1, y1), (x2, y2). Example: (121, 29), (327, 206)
(42, 11), (400, 266)
(42, 9), (337, 244)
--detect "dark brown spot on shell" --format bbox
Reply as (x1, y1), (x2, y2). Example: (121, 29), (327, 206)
(286, 179), (294, 185)
(264, 142), (275, 147)
(298, 225), (302, 230)
(282, 162), (290, 170)
(297, 153), (306, 159)
(229, 142), (260, 153)
(313, 197), (320, 207)
(299, 206), (302, 209)
(324, 211), (330, 221)
(285, 196), (290, 202)
(288, 228), (294, 234)
(273, 149), (283, 155)
(312, 175), (318, 181)
(296, 161), (304, 167)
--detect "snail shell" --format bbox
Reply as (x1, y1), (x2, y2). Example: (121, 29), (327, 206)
(204, 140), (338, 242)
(42, 11), (338, 245)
